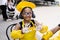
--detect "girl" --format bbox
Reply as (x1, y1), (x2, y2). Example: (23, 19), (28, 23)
(11, 7), (60, 40)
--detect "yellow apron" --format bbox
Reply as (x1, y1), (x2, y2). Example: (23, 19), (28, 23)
(20, 20), (37, 40)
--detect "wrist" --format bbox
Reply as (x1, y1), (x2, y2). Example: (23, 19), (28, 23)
(58, 24), (60, 27)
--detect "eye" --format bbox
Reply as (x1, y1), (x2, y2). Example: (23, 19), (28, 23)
(23, 12), (32, 15)
(27, 13), (29, 15)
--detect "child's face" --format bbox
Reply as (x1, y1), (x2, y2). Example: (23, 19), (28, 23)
(22, 8), (32, 21)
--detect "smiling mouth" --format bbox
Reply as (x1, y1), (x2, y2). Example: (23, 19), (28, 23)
(26, 16), (31, 18)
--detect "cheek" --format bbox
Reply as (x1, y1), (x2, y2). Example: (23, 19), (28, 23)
(23, 15), (26, 18)
(30, 14), (32, 17)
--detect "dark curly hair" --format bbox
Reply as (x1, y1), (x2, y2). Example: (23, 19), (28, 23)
(19, 7), (35, 19)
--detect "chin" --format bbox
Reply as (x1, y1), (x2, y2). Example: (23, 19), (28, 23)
(26, 18), (31, 21)
(26, 19), (31, 21)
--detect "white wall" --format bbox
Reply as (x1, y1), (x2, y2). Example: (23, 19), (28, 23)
(33, 6), (60, 30)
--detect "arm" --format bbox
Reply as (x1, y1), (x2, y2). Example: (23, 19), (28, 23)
(51, 24), (60, 34)
(10, 23), (24, 39)
(34, 20), (42, 31)
(42, 24), (60, 40)
(13, 23), (20, 30)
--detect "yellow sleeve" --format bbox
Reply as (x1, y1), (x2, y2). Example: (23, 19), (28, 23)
(42, 31), (53, 40)
(49, 36), (60, 40)
(10, 30), (24, 39)
(49, 30), (60, 40)
(40, 25), (48, 33)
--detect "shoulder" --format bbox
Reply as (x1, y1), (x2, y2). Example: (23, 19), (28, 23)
(31, 19), (39, 24)
(33, 20), (42, 26)
(14, 21), (22, 30)
(13, 23), (20, 30)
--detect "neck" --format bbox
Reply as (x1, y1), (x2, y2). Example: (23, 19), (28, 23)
(24, 19), (31, 24)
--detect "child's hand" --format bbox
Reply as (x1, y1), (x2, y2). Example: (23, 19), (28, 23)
(36, 24), (42, 31)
